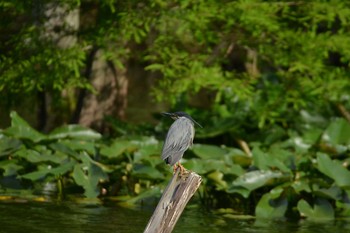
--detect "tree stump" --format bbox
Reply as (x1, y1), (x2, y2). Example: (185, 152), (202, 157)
(143, 169), (202, 233)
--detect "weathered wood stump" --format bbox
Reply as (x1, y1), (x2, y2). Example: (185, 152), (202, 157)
(143, 169), (202, 233)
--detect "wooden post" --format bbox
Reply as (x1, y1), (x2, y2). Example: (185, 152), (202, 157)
(144, 169), (202, 233)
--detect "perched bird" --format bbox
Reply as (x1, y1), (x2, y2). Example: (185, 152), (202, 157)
(161, 111), (202, 173)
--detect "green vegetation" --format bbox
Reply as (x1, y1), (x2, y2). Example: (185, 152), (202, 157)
(2, 111), (350, 220)
(1, 0), (350, 220)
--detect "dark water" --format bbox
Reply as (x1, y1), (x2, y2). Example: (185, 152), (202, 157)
(1, 201), (350, 233)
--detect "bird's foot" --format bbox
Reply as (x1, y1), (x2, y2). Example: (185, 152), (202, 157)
(173, 164), (178, 174)
(175, 163), (186, 176)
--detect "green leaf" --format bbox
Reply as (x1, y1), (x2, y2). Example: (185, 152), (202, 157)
(297, 198), (334, 219)
(3, 111), (46, 142)
(228, 170), (287, 197)
(336, 202), (350, 217)
(49, 142), (79, 158)
(317, 153), (350, 187)
(134, 144), (161, 163)
(21, 160), (76, 181)
(252, 146), (291, 172)
(207, 170), (227, 190)
(255, 187), (288, 218)
(145, 63), (164, 71)
(292, 178), (312, 193)
(72, 153), (108, 198)
(322, 118), (350, 145)
(184, 158), (244, 176)
(314, 185), (342, 201)
(100, 140), (137, 158)
(124, 187), (162, 205)
(0, 159), (23, 176)
(21, 169), (50, 181)
(132, 165), (164, 180)
(59, 139), (97, 155)
(15, 148), (67, 164)
(0, 136), (22, 157)
(48, 125), (101, 140)
(191, 144), (228, 160)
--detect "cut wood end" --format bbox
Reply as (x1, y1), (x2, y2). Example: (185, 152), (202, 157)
(176, 169), (202, 181)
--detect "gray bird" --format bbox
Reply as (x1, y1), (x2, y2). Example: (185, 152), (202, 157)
(161, 111), (202, 173)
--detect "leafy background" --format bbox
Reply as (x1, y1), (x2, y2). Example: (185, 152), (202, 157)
(1, 0), (350, 220)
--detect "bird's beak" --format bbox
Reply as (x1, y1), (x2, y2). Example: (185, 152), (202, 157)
(192, 119), (203, 128)
(161, 112), (177, 120)
(161, 112), (172, 117)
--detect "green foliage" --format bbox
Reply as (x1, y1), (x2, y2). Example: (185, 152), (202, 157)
(3, 0), (350, 132)
(140, 0), (350, 133)
(0, 112), (106, 198)
(2, 0), (350, 221)
(2, 109), (350, 220)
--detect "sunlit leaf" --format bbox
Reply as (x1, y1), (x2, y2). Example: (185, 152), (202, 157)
(49, 125), (101, 140)
(3, 112), (46, 142)
(228, 170), (287, 197)
(207, 170), (227, 190)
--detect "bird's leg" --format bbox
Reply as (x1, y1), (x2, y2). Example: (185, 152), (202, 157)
(173, 163), (178, 174)
(177, 162), (185, 175)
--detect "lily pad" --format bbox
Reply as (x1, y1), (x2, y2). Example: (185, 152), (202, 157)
(297, 198), (334, 219)
(72, 154), (108, 198)
(255, 187), (288, 218)
(100, 140), (137, 158)
(228, 170), (287, 197)
(191, 144), (228, 160)
(317, 153), (350, 188)
(49, 125), (101, 140)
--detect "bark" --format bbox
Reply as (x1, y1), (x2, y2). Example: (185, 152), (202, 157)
(36, 2), (79, 131)
(77, 49), (128, 132)
(70, 46), (99, 124)
(144, 170), (202, 233)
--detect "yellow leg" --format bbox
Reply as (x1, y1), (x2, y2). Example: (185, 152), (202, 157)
(173, 163), (178, 174)
(177, 162), (185, 175)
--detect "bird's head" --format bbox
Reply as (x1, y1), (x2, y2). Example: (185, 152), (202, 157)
(162, 111), (203, 128)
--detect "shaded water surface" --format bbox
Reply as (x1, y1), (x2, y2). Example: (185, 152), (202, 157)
(1, 201), (350, 233)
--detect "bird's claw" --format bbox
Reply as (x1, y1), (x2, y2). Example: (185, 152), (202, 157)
(173, 163), (186, 176)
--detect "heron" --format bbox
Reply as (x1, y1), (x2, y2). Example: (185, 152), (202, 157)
(161, 111), (202, 174)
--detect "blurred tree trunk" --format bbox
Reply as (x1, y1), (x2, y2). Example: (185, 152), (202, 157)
(77, 49), (128, 133)
(37, 2), (79, 131)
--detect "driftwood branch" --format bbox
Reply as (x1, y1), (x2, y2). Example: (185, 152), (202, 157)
(144, 170), (202, 233)
(336, 103), (350, 123)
